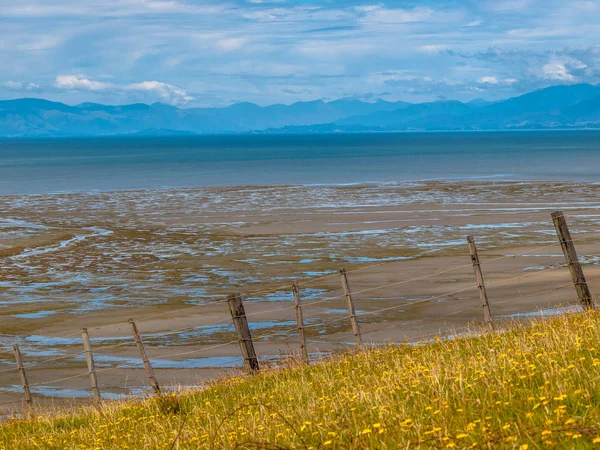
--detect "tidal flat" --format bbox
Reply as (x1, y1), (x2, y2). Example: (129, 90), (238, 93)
(1, 180), (600, 411)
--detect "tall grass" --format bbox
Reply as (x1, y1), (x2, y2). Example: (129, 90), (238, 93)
(3, 311), (600, 449)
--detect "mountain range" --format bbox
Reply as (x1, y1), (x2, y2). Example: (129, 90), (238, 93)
(1, 84), (600, 137)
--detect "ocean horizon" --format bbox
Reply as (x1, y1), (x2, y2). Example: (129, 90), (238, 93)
(0, 130), (599, 195)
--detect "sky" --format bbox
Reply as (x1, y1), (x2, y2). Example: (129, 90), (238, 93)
(0, 0), (599, 107)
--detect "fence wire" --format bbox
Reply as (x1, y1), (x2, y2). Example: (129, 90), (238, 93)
(3, 222), (600, 409)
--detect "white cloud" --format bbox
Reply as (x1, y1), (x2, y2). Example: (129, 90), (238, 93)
(298, 39), (377, 60)
(1, 80), (41, 90)
(419, 45), (448, 53)
(479, 76), (499, 84)
(1, 0), (599, 105)
(53, 75), (193, 105)
(3, 81), (23, 89)
(358, 6), (435, 24)
(2, 80), (40, 90)
(486, 0), (535, 13)
(542, 62), (575, 81)
(241, 7), (289, 22)
(55, 75), (110, 91)
(366, 71), (420, 85)
(215, 61), (307, 77)
(574, 0), (600, 12)
(541, 57), (587, 81)
(217, 37), (247, 52)
(125, 81), (194, 105)
(478, 76), (518, 85)
(0, 1), (222, 17)
(17, 35), (61, 51)
(506, 27), (572, 38)
(354, 5), (379, 13)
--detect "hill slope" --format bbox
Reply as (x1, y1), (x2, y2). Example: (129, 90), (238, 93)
(2, 311), (600, 448)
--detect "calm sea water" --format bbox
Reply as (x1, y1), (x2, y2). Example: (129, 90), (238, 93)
(0, 131), (599, 195)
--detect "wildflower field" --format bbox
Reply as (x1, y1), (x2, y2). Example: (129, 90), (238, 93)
(3, 311), (600, 449)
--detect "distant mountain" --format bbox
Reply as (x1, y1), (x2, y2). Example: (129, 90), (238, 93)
(337, 100), (472, 129)
(562, 95), (600, 122)
(269, 84), (600, 133)
(467, 98), (492, 107)
(0, 96), (410, 137)
(1, 84), (600, 137)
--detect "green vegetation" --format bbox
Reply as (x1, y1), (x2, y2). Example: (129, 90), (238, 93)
(3, 311), (600, 449)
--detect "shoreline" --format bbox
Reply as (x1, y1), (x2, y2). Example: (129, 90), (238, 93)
(1, 180), (600, 410)
(3, 128), (600, 140)
(2, 178), (600, 198)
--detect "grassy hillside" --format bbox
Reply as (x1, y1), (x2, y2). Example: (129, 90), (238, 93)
(3, 311), (600, 449)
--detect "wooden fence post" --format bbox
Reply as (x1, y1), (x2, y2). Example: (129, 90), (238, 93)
(129, 319), (161, 395)
(467, 236), (494, 329)
(13, 344), (32, 405)
(227, 293), (260, 373)
(292, 281), (310, 365)
(551, 210), (594, 310)
(81, 328), (101, 403)
(340, 269), (362, 346)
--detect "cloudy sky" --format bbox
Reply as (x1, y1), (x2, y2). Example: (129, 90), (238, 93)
(0, 0), (599, 107)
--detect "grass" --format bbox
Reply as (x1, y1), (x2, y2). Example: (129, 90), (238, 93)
(3, 311), (600, 449)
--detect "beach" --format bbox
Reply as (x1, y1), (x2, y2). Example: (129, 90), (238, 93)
(1, 180), (600, 410)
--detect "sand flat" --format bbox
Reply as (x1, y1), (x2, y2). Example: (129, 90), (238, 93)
(1, 181), (600, 411)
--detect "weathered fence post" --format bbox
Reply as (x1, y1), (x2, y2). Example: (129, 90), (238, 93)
(551, 211), (594, 310)
(292, 281), (310, 365)
(81, 328), (101, 403)
(340, 268), (362, 346)
(13, 344), (32, 405)
(227, 293), (260, 373)
(467, 236), (494, 329)
(129, 318), (161, 394)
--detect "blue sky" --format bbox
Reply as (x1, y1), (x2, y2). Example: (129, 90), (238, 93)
(0, 0), (599, 107)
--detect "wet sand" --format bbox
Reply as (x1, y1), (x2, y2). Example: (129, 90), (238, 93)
(2, 181), (600, 412)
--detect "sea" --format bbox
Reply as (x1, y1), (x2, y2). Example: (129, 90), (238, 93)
(0, 130), (599, 195)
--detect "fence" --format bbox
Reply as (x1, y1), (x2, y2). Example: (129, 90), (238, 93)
(0, 209), (598, 411)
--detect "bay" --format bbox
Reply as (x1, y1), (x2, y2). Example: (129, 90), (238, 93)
(0, 131), (599, 194)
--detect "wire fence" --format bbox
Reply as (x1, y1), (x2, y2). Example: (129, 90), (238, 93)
(0, 210), (599, 411)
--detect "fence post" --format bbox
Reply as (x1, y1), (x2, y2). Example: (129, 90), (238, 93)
(551, 211), (594, 310)
(129, 318), (161, 395)
(81, 328), (101, 403)
(13, 344), (32, 405)
(467, 236), (494, 329)
(292, 281), (310, 365)
(227, 293), (260, 373)
(340, 268), (362, 346)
